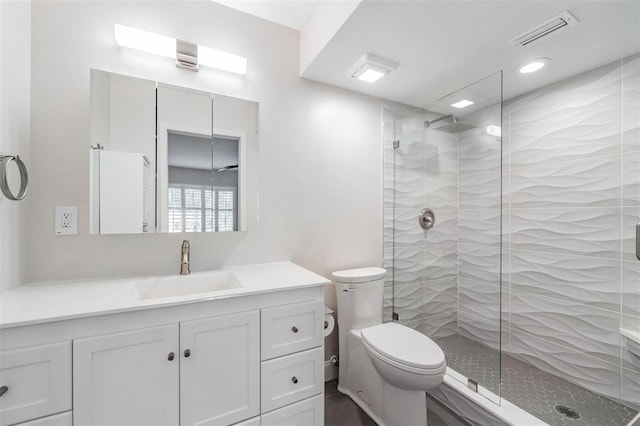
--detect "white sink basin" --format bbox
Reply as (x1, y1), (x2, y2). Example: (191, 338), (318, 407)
(134, 271), (243, 300)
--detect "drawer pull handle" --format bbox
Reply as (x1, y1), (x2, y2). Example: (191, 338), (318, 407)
(292, 326), (299, 333)
(168, 352), (175, 361)
(184, 349), (191, 358)
(291, 376), (298, 384)
(0, 386), (7, 397)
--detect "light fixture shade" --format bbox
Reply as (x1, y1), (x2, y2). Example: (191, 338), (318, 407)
(114, 24), (175, 59)
(198, 45), (247, 75)
(351, 53), (399, 83)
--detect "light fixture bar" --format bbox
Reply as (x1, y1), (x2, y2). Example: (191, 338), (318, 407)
(176, 39), (198, 70)
(198, 45), (247, 75)
(114, 24), (247, 75)
(114, 24), (175, 59)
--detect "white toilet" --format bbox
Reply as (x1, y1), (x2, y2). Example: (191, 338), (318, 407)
(334, 267), (446, 426)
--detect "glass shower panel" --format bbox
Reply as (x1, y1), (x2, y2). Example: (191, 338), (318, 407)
(391, 71), (503, 402)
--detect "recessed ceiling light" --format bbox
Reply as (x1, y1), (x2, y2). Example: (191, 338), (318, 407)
(518, 58), (551, 74)
(451, 99), (474, 109)
(351, 53), (399, 83)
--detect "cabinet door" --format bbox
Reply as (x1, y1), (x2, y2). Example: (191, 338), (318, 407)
(73, 324), (179, 426)
(180, 310), (260, 426)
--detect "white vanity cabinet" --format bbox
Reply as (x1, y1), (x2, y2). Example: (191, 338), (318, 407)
(73, 324), (180, 426)
(0, 262), (329, 426)
(73, 311), (260, 426)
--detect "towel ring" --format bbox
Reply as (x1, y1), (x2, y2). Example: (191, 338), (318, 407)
(0, 154), (29, 201)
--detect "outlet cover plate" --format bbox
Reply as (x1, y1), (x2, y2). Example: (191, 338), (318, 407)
(55, 206), (78, 235)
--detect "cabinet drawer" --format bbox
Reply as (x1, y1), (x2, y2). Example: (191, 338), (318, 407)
(261, 395), (323, 426)
(261, 301), (323, 360)
(15, 411), (72, 426)
(0, 342), (72, 426)
(261, 347), (323, 412)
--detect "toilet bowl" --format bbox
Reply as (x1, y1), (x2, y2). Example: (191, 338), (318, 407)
(361, 322), (446, 391)
(334, 267), (446, 426)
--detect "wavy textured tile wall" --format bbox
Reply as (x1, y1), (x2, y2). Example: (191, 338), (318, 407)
(506, 56), (639, 409)
(383, 54), (640, 411)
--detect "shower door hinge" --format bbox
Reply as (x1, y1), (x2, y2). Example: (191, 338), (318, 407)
(392, 312), (399, 321)
(393, 140), (400, 149)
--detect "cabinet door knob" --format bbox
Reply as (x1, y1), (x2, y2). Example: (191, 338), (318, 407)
(291, 376), (298, 384)
(291, 326), (299, 333)
(184, 349), (191, 358)
(168, 352), (175, 361)
(0, 386), (7, 397)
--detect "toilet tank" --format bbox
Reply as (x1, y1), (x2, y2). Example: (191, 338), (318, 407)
(334, 267), (386, 331)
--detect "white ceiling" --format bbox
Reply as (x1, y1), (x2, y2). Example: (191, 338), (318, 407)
(216, 0), (639, 109)
(213, 0), (318, 30)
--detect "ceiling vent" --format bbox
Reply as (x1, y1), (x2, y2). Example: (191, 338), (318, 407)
(507, 10), (579, 47)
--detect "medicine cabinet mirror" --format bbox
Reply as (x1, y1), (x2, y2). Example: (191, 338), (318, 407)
(89, 69), (258, 234)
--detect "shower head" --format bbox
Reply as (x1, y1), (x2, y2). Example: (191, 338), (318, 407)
(424, 114), (476, 133)
(432, 121), (477, 133)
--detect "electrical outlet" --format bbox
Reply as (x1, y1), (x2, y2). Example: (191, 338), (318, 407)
(55, 206), (78, 235)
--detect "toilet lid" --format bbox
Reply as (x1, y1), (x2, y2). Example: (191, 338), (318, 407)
(331, 267), (386, 283)
(361, 323), (446, 370)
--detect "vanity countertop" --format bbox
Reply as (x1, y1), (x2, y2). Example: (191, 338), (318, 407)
(0, 262), (330, 329)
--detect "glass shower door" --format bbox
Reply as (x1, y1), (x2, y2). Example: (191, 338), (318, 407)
(387, 72), (503, 402)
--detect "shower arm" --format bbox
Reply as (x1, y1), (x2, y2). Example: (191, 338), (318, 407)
(424, 114), (455, 128)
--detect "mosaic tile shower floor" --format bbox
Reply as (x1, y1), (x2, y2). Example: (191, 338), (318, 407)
(435, 334), (638, 426)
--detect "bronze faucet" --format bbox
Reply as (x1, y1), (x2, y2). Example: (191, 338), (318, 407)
(180, 240), (190, 275)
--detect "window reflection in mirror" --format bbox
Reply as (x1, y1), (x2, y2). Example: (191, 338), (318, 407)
(166, 133), (239, 232)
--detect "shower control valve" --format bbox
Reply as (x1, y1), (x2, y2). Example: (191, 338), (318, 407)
(419, 208), (435, 230)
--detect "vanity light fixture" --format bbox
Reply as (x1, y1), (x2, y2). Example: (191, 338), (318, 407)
(518, 58), (551, 74)
(351, 53), (399, 83)
(114, 24), (247, 75)
(114, 24), (175, 59)
(451, 99), (474, 109)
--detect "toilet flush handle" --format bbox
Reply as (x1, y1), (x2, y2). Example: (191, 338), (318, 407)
(342, 284), (356, 292)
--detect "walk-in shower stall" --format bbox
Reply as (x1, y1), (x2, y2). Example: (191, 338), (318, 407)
(384, 54), (639, 425)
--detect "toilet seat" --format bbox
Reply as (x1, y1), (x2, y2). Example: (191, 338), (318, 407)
(361, 323), (446, 373)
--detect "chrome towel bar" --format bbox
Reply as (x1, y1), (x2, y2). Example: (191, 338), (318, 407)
(0, 154), (29, 201)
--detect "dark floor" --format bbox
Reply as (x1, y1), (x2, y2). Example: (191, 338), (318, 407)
(436, 334), (639, 426)
(325, 380), (377, 426)
(324, 380), (469, 426)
